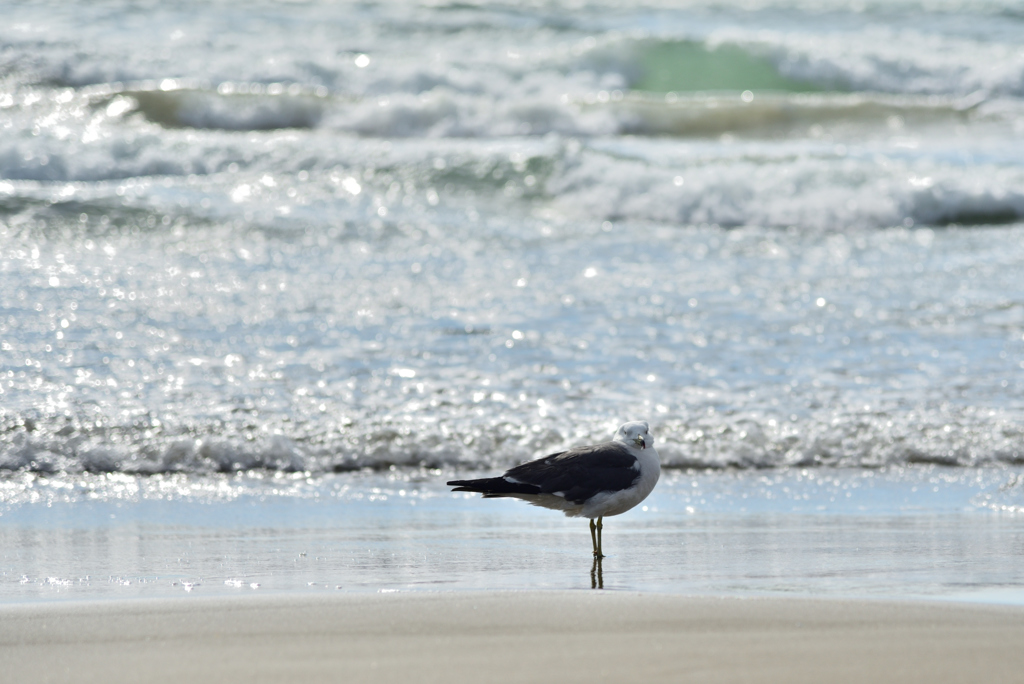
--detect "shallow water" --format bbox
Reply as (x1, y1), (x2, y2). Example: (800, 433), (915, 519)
(3, 467), (1024, 603)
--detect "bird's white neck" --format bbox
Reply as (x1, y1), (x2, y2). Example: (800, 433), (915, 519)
(633, 445), (661, 498)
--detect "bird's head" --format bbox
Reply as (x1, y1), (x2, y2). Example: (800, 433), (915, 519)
(615, 421), (652, 450)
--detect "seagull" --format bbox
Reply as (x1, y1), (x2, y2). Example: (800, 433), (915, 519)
(448, 421), (660, 558)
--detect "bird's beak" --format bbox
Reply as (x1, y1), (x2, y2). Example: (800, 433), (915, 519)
(635, 435), (646, 449)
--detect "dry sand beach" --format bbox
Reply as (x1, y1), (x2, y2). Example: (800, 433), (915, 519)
(4, 591), (1024, 684)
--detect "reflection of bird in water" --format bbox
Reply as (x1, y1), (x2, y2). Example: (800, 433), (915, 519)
(448, 422), (660, 558)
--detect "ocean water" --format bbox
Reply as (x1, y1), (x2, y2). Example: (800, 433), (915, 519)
(2, 0), (1023, 474)
(2, 0), (1024, 601)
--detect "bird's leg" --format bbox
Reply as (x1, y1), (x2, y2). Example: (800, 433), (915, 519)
(590, 518), (599, 557)
(596, 517), (604, 558)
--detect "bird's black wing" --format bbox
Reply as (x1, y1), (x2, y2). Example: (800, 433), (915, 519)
(503, 442), (639, 505)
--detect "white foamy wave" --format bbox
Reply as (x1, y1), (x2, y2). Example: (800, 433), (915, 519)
(6, 0), (1024, 108)
(4, 130), (1022, 232)
(324, 89), (617, 139)
(2, 405), (1022, 475)
(0, 417), (564, 475)
(548, 141), (1024, 228)
(658, 407), (1024, 469)
(713, 26), (1024, 97)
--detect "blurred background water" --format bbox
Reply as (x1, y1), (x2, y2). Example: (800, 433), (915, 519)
(1, 0), (1024, 481)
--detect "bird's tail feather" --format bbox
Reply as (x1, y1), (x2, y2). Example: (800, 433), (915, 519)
(448, 477), (540, 497)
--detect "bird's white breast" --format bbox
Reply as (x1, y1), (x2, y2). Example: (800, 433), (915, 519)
(579, 446), (661, 519)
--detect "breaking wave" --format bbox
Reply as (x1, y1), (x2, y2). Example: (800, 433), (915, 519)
(2, 405), (1022, 475)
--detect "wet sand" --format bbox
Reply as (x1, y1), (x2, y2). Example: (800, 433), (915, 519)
(4, 591), (1024, 683)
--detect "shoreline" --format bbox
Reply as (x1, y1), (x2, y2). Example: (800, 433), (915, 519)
(4, 591), (1024, 683)
(6, 468), (1024, 602)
